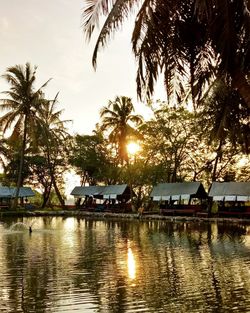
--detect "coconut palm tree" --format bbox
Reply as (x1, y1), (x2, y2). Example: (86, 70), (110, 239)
(100, 96), (143, 163)
(82, 0), (250, 107)
(35, 93), (71, 207)
(200, 79), (250, 181)
(0, 63), (50, 207)
(0, 136), (9, 173)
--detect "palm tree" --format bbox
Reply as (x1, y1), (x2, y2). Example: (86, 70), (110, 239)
(0, 63), (49, 207)
(199, 79), (250, 181)
(100, 96), (143, 163)
(36, 93), (71, 207)
(82, 0), (250, 107)
(0, 136), (9, 173)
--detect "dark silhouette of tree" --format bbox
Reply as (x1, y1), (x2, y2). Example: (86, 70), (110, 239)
(100, 96), (143, 163)
(82, 0), (250, 107)
(35, 94), (71, 207)
(0, 63), (49, 207)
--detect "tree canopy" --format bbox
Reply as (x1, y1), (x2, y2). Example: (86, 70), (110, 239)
(0, 63), (70, 208)
(0, 63), (49, 206)
(99, 96), (143, 163)
(82, 0), (250, 107)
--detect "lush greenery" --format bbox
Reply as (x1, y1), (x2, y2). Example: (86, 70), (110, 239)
(1, 3), (250, 209)
(80, 0), (250, 209)
(0, 64), (71, 208)
(0, 61), (249, 210)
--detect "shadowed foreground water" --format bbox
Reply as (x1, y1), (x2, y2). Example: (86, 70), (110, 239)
(0, 217), (250, 313)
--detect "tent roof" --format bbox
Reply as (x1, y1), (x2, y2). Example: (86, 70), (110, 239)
(0, 187), (12, 198)
(150, 182), (207, 198)
(11, 187), (35, 197)
(71, 184), (129, 197)
(99, 184), (128, 196)
(70, 186), (104, 197)
(208, 182), (250, 197)
(0, 187), (35, 198)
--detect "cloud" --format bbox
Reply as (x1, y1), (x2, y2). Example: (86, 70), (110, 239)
(0, 17), (9, 31)
(0, 0), (165, 136)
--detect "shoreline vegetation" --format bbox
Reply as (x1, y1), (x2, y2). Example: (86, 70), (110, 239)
(1, 2), (250, 220)
(1, 66), (249, 213)
(1, 208), (250, 225)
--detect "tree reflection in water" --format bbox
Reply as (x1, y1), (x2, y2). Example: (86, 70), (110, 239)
(0, 217), (249, 312)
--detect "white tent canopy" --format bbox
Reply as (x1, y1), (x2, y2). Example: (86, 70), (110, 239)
(209, 182), (250, 202)
(150, 182), (207, 202)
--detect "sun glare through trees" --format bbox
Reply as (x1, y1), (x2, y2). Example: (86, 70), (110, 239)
(127, 142), (140, 156)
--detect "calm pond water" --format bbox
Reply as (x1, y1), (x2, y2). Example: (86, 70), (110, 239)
(0, 217), (250, 313)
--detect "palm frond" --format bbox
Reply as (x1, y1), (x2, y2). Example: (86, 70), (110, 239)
(100, 106), (118, 118)
(0, 111), (21, 134)
(0, 99), (20, 110)
(82, 0), (112, 40)
(9, 116), (23, 141)
(90, 0), (136, 67)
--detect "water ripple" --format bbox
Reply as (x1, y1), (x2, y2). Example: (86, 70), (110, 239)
(0, 217), (250, 312)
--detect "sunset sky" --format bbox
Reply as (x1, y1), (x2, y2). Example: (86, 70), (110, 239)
(0, 0), (166, 135)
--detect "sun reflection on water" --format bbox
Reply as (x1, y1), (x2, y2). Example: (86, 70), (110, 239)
(127, 245), (136, 280)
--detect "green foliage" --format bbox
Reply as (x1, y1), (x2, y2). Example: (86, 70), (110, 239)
(140, 105), (198, 183)
(5, 157), (31, 185)
(69, 133), (121, 185)
(99, 96), (143, 163)
(0, 64), (70, 208)
(120, 160), (157, 209)
(32, 97), (71, 207)
(0, 61), (249, 213)
(26, 155), (51, 204)
(0, 63), (50, 206)
(199, 79), (250, 153)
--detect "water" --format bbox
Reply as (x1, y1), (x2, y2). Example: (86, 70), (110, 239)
(9, 222), (31, 232)
(0, 217), (250, 313)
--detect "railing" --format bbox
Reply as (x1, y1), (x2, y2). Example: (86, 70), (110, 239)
(160, 204), (204, 216)
(217, 206), (250, 218)
(77, 202), (133, 213)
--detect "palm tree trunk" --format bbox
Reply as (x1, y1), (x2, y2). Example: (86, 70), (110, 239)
(171, 152), (179, 183)
(41, 181), (53, 208)
(126, 159), (135, 212)
(13, 115), (28, 209)
(51, 173), (65, 208)
(212, 140), (223, 182)
(46, 149), (65, 208)
(190, 46), (196, 108)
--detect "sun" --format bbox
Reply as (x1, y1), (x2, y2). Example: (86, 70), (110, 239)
(127, 142), (140, 155)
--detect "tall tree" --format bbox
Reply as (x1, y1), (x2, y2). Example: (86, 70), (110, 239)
(27, 155), (52, 207)
(100, 96), (143, 163)
(35, 94), (71, 207)
(69, 132), (120, 186)
(82, 0), (250, 107)
(141, 105), (198, 183)
(198, 79), (250, 181)
(0, 63), (49, 207)
(0, 136), (9, 173)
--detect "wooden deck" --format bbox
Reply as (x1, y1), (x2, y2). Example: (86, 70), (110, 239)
(160, 204), (204, 217)
(0, 205), (9, 210)
(78, 203), (133, 213)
